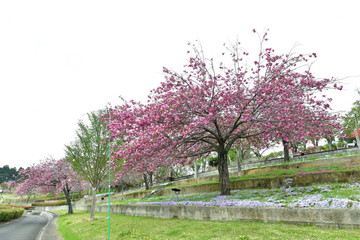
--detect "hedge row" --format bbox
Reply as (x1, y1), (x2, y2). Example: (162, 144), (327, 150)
(32, 200), (67, 207)
(1, 204), (33, 210)
(0, 208), (24, 222)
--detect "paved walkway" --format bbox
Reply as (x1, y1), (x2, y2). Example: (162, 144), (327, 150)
(0, 215), (48, 240)
(41, 212), (63, 240)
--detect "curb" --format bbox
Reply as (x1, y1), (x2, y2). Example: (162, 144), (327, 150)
(36, 211), (62, 240)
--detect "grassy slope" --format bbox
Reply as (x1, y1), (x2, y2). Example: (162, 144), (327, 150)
(109, 159), (360, 205)
(58, 154), (360, 239)
(57, 210), (360, 240)
(153, 154), (360, 190)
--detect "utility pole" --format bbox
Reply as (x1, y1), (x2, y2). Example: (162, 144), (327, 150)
(106, 107), (111, 240)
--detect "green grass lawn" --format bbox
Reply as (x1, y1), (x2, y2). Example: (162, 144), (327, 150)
(231, 161), (360, 181)
(56, 210), (360, 240)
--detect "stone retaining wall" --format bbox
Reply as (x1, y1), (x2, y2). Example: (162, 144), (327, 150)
(77, 170), (360, 205)
(74, 204), (360, 229)
(77, 154), (360, 205)
(159, 171), (360, 196)
(170, 154), (360, 187)
(243, 154), (360, 176)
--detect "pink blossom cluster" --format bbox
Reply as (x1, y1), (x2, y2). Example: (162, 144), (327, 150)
(4, 180), (18, 190)
(15, 158), (84, 197)
(345, 162), (359, 166)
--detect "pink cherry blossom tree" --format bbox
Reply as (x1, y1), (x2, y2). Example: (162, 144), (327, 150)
(271, 105), (341, 160)
(16, 158), (82, 214)
(15, 176), (38, 203)
(108, 30), (341, 195)
(4, 180), (18, 193)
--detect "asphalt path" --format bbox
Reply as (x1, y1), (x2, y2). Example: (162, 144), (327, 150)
(0, 215), (48, 240)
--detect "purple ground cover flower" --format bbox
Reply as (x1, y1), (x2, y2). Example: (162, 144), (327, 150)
(136, 198), (284, 208)
(133, 183), (360, 209)
(135, 201), (216, 206)
(288, 194), (323, 208)
(211, 195), (228, 201)
(288, 195), (360, 208)
(318, 186), (332, 192)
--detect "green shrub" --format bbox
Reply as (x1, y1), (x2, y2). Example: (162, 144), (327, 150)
(0, 207), (24, 222)
(48, 196), (66, 201)
(1, 204), (33, 210)
(260, 151), (284, 160)
(208, 156), (218, 167)
(32, 200), (67, 207)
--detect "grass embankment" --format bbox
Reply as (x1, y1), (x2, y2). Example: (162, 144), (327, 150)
(106, 153), (360, 197)
(114, 159), (360, 204)
(167, 158), (360, 189)
(231, 160), (360, 181)
(108, 160), (360, 205)
(56, 210), (360, 240)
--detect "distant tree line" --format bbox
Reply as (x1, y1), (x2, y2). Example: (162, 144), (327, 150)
(0, 165), (22, 183)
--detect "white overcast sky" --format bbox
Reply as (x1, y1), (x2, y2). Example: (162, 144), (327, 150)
(0, 0), (359, 169)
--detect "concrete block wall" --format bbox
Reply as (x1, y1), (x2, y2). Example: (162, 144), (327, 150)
(74, 204), (360, 229)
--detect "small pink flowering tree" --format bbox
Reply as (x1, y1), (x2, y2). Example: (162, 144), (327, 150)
(5, 180), (18, 193)
(109, 30), (341, 195)
(15, 177), (38, 202)
(271, 106), (341, 160)
(16, 158), (82, 214)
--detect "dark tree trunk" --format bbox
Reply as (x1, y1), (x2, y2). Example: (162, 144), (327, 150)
(143, 173), (149, 190)
(217, 150), (231, 195)
(169, 168), (175, 181)
(148, 172), (153, 187)
(291, 143), (298, 153)
(252, 150), (262, 159)
(283, 140), (290, 162)
(63, 183), (73, 214)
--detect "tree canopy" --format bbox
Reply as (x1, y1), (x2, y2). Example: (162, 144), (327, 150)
(108, 30), (341, 195)
(16, 158), (82, 214)
(0, 165), (20, 183)
(65, 110), (110, 220)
